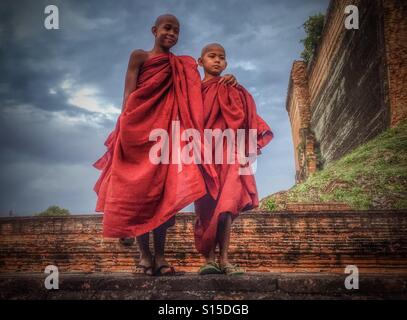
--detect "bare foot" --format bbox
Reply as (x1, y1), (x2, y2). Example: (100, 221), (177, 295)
(154, 256), (175, 276)
(219, 258), (230, 267)
(135, 255), (154, 276)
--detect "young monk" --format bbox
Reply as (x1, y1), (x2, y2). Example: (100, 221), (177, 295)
(194, 43), (273, 275)
(93, 16), (236, 276)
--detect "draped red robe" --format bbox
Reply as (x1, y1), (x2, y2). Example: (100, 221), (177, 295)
(194, 76), (273, 255)
(93, 53), (219, 238)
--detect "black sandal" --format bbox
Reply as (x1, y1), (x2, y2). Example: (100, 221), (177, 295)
(154, 264), (176, 276)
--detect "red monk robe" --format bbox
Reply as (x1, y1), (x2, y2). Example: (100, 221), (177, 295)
(194, 76), (273, 255)
(93, 53), (219, 238)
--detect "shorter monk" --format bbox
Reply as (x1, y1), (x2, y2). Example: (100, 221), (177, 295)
(194, 43), (273, 275)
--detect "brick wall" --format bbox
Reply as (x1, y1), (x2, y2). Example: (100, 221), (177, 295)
(1, 211), (406, 274)
(383, 0), (407, 127)
(286, 62), (317, 183)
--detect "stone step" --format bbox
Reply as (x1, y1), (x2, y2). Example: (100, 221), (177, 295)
(0, 210), (406, 274)
(1, 272), (406, 300)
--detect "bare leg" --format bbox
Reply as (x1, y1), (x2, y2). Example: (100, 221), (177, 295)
(204, 247), (216, 264)
(153, 223), (174, 274)
(136, 232), (154, 275)
(217, 213), (244, 275)
(217, 212), (232, 266)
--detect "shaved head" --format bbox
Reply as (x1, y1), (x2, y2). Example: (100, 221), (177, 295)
(198, 43), (227, 76)
(154, 14), (180, 27)
(201, 43), (226, 57)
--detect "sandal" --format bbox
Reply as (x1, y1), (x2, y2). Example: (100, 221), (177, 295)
(154, 264), (176, 276)
(198, 261), (223, 275)
(221, 263), (245, 275)
(134, 264), (154, 276)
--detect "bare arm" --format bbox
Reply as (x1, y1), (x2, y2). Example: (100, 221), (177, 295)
(121, 50), (147, 112)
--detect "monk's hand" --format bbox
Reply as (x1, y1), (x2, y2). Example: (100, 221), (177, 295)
(219, 74), (238, 87)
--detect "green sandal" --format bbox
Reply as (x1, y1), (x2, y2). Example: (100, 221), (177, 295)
(221, 264), (245, 275)
(198, 261), (223, 275)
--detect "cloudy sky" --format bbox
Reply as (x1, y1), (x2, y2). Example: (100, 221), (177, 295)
(0, 0), (329, 216)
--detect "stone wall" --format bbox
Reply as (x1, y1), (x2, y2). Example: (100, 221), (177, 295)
(286, 0), (407, 182)
(2, 273), (407, 300)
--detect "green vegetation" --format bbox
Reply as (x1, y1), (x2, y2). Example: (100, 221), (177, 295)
(261, 121), (407, 211)
(35, 205), (70, 216)
(300, 13), (325, 64)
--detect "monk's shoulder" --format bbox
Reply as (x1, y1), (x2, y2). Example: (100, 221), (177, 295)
(178, 55), (198, 67)
(128, 49), (149, 67)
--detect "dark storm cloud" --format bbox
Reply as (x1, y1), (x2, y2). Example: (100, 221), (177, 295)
(0, 0), (329, 215)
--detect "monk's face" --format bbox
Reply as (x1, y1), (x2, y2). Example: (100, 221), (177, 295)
(152, 17), (180, 49)
(199, 47), (227, 76)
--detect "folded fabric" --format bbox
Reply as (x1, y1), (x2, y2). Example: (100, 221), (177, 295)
(194, 77), (273, 255)
(93, 53), (219, 238)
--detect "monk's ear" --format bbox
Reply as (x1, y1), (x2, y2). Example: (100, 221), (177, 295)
(225, 61), (228, 69)
(197, 57), (203, 67)
(151, 26), (157, 37)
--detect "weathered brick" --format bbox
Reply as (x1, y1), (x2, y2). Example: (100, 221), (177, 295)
(1, 210), (406, 274)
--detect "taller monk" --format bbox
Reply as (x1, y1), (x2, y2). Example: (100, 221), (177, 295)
(93, 15), (236, 276)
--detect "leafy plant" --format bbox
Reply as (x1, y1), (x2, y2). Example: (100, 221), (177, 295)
(35, 205), (70, 216)
(300, 13), (325, 64)
(262, 198), (278, 211)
